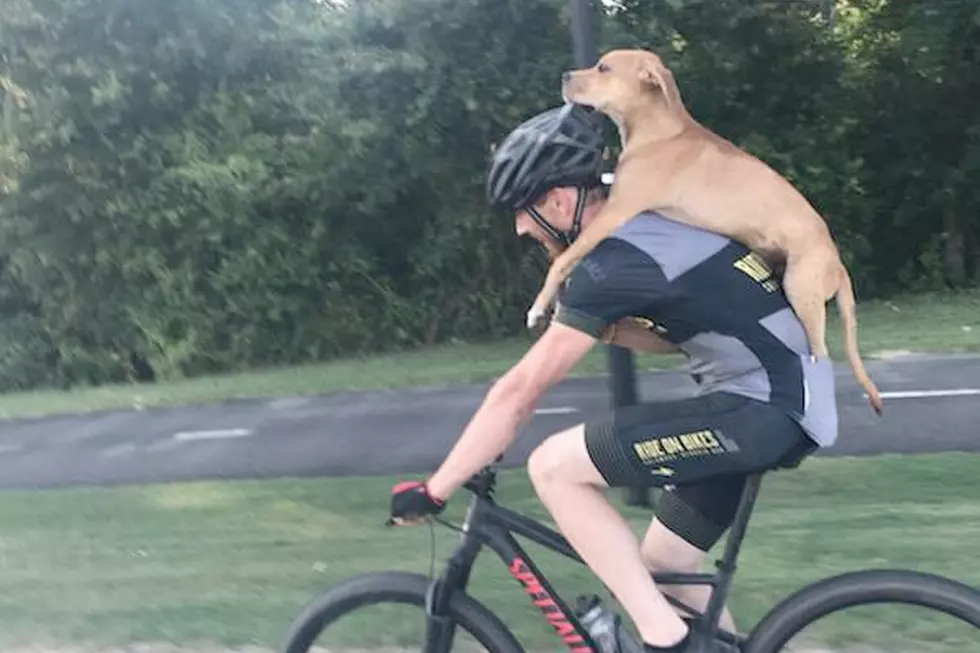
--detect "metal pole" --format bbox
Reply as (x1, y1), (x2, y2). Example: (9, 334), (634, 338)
(820, 0), (836, 24)
(568, 0), (649, 508)
(569, 0), (598, 69)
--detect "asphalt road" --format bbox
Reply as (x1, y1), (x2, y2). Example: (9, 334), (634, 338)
(0, 353), (976, 489)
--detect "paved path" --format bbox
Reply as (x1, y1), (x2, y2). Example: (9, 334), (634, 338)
(0, 353), (976, 489)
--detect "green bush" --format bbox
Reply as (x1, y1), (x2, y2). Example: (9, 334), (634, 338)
(0, 0), (976, 391)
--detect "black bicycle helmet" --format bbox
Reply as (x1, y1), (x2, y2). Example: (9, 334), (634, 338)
(486, 103), (605, 246)
(487, 103), (605, 211)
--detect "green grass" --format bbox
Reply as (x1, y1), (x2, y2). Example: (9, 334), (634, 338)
(0, 453), (976, 651)
(0, 289), (977, 421)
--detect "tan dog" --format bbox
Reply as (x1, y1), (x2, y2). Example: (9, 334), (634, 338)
(527, 48), (883, 415)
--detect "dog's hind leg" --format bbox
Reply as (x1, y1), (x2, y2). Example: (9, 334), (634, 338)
(781, 255), (833, 362)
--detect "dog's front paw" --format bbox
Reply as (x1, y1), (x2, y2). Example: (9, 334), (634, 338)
(527, 275), (564, 330)
(526, 303), (548, 330)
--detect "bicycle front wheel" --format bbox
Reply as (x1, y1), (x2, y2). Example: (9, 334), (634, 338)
(743, 569), (980, 652)
(279, 570), (525, 653)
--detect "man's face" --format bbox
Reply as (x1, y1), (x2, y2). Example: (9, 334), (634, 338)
(514, 187), (577, 259)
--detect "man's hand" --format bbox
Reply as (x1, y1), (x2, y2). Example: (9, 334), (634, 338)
(387, 480), (446, 526)
(602, 317), (680, 354)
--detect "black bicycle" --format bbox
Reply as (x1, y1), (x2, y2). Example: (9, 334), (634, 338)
(279, 461), (980, 653)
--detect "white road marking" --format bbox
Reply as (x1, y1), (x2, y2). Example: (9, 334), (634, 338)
(172, 428), (253, 442)
(268, 397), (312, 410)
(533, 407), (580, 415)
(878, 389), (980, 399)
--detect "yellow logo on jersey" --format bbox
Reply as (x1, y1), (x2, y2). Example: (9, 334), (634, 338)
(733, 252), (780, 293)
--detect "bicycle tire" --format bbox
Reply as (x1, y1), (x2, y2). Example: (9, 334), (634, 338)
(743, 568), (980, 652)
(279, 570), (526, 653)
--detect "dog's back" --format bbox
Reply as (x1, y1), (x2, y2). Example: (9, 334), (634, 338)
(628, 126), (836, 258)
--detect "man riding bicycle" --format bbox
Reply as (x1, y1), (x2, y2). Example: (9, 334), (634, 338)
(388, 103), (837, 653)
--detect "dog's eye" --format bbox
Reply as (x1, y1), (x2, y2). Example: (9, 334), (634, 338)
(597, 63), (610, 73)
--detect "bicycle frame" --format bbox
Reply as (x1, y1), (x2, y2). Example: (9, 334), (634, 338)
(422, 465), (764, 653)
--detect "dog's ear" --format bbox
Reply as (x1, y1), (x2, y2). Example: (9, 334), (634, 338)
(637, 57), (680, 108)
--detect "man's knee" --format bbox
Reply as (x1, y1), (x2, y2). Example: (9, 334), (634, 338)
(527, 425), (604, 490)
(527, 439), (555, 488)
(527, 429), (573, 488)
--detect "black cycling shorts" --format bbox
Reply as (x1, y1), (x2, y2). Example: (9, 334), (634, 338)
(584, 391), (817, 552)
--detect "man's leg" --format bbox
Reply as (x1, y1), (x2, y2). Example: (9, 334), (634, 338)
(639, 516), (738, 633)
(527, 424), (691, 649)
(528, 392), (817, 651)
(639, 472), (750, 634)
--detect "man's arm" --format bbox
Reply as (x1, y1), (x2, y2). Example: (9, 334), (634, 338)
(425, 238), (672, 502)
(425, 321), (597, 500)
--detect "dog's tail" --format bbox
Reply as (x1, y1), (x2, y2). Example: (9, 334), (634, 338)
(835, 268), (884, 415)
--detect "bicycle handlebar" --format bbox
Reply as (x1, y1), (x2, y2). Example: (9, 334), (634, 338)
(461, 454), (503, 496)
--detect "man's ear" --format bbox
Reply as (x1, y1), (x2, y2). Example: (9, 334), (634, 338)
(558, 186), (580, 217)
(638, 57), (680, 108)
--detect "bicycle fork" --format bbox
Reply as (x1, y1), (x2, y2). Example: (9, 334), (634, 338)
(423, 514), (483, 653)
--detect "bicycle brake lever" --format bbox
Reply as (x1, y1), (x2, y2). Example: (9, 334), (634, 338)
(384, 515), (432, 528)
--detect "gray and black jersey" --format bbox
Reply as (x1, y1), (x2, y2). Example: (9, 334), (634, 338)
(554, 211), (839, 447)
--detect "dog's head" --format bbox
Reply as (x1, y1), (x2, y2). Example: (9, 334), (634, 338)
(562, 49), (681, 120)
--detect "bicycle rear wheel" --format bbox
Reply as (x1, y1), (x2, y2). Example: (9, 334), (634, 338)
(743, 569), (980, 653)
(279, 570), (525, 653)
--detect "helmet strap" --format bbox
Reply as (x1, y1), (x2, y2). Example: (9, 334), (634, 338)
(527, 205), (570, 248)
(569, 186), (587, 243)
(526, 186), (590, 249)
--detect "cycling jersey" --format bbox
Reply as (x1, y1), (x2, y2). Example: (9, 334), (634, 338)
(553, 210), (838, 447)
